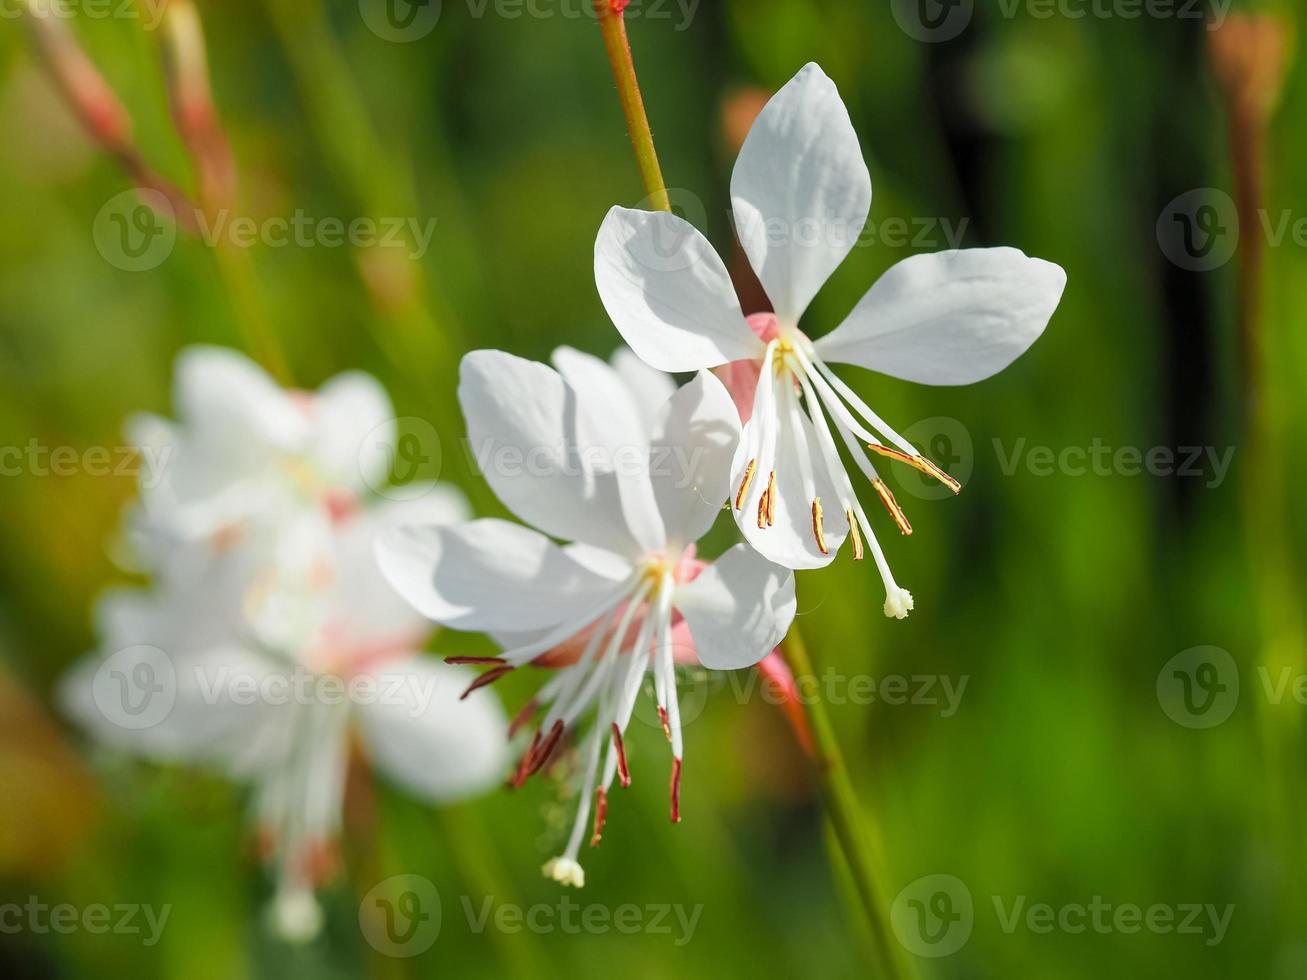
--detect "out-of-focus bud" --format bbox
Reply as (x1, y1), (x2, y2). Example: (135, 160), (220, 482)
(23, 0), (133, 152)
(161, 0), (236, 211)
(756, 649), (815, 757)
(1208, 14), (1293, 127)
(720, 87), (770, 155)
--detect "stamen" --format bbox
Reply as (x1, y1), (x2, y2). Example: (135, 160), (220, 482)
(657, 705), (671, 741)
(670, 757), (682, 824)
(811, 497), (828, 554)
(589, 787), (608, 847)
(868, 444), (961, 494)
(766, 470), (776, 525)
(735, 458), (757, 510)
(917, 456), (962, 495)
(445, 656), (507, 666)
(525, 719), (565, 777)
(871, 478), (913, 535)
(510, 730), (542, 788)
(460, 664), (514, 700)
(508, 698), (539, 738)
(846, 508), (864, 561)
(611, 723), (631, 788)
(757, 489), (769, 529)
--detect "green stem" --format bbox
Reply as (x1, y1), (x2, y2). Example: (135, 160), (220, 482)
(590, 13), (905, 973)
(593, 1), (671, 211)
(780, 628), (913, 980)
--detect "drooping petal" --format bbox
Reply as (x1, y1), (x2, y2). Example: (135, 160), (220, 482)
(308, 371), (395, 491)
(375, 518), (630, 633)
(814, 248), (1067, 385)
(674, 545), (796, 670)
(650, 371), (741, 549)
(459, 350), (649, 558)
(594, 206), (762, 372)
(610, 347), (676, 427)
(58, 638), (278, 765)
(356, 657), (509, 801)
(730, 63), (871, 324)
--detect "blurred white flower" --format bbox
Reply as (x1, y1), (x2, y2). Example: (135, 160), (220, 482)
(126, 345), (397, 562)
(61, 346), (508, 941)
(594, 62), (1066, 616)
(377, 348), (795, 888)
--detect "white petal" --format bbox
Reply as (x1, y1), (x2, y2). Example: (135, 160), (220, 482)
(328, 486), (471, 644)
(610, 347), (676, 427)
(814, 248), (1067, 385)
(674, 545), (796, 670)
(730, 404), (850, 570)
(594, 206), (762, 372)
(174, 345), (305, 448)
(58, 640), (277, 764)
(357, 657), (508, 801)
(309, 371), (395, 490)
(551, 346), (664, 554)
(459, 350), (648, 557)
(375, 518), (629, 633)
(730, 63), (871, 323)
(650, 371), (741, 549)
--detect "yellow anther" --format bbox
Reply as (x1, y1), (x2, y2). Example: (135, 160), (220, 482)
(871, 478), (913, 535)
(735, 458), (757, 511)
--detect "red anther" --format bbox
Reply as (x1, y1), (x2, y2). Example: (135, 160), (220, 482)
(510, 731), (542, 788)
(590, 787), (608, 847)
(446, 656), (508, 666)
(526, 719), (566, 777)
(611, 0), (631, 13)
(657, 705), (671, 740)
(460, 664), (514, 700)
(611, 723), (631, 788)
(508, 698), (539, 738)
(670, 757), (682, 823)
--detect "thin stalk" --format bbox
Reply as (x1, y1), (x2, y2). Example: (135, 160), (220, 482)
(780, 629), (912, 980)
(593, 1), (671, 211)
(590, 13), (906, 973)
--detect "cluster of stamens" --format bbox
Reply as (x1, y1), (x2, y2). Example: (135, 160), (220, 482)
(732, 331), (960, 617)
(450, 557), (688, 887)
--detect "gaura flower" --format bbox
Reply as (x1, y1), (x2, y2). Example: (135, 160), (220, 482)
(377, 348), (796, 888)
(62, 349), (507, 941)
(594, 63), (1066, 616)
(128, 345), (397, 551)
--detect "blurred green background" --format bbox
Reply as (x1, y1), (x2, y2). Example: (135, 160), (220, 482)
(2, 0), (1305, 976)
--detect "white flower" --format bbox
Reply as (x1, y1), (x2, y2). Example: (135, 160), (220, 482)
(62, 350), (508, 941)
(377, 347), (796, 886)
(127, 345), (398, 557)
(594, 62), (1066, 616)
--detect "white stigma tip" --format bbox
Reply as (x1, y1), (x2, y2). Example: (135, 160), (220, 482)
(267, 888), (323, 944)
(883, 588), (914, 620)
(542, 857), (586, 888)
